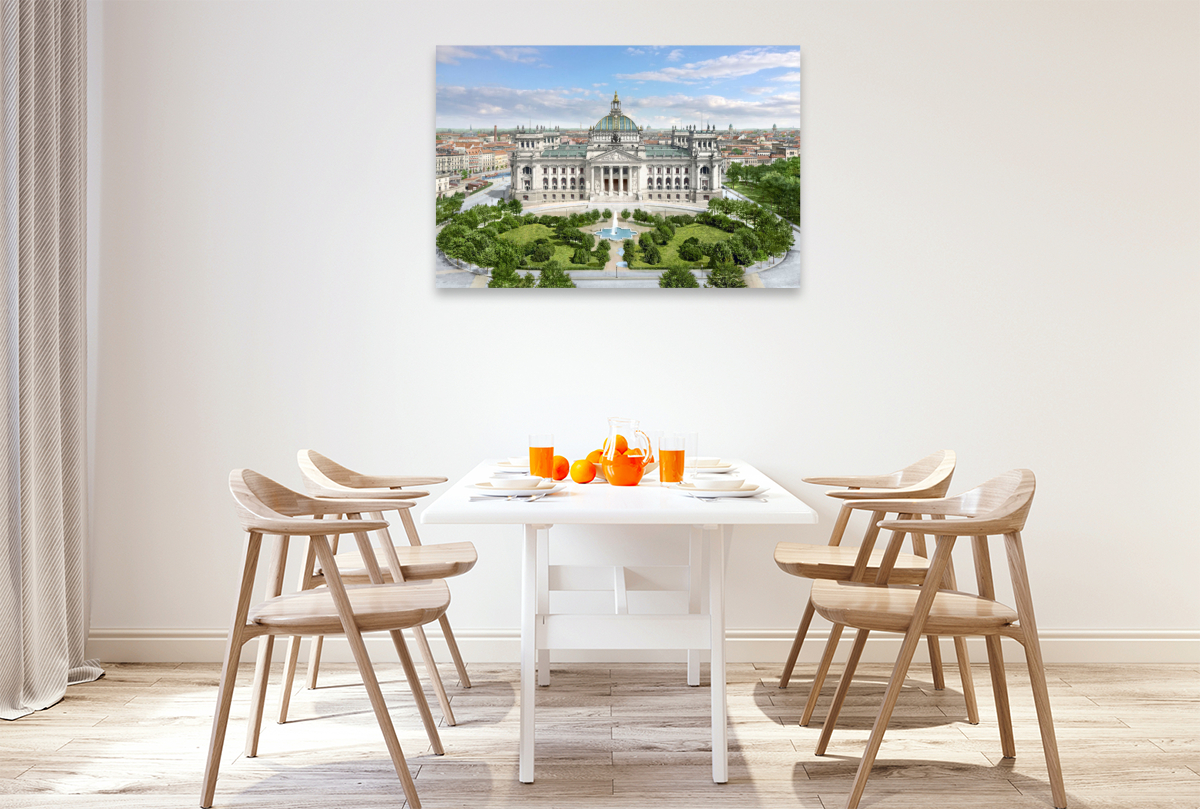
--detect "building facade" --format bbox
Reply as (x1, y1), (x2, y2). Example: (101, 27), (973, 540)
(508, 93), (724, 206)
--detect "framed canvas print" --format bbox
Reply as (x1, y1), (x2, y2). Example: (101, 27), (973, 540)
(435, 46), (800, 289)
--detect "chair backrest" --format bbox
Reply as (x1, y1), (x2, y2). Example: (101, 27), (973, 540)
(827, 450), (957, 502)
(874, 469), (1036, 537)
(230, 468), (319, 530)
(940, 469), (1036, 533)
(297, 450), (362, 497)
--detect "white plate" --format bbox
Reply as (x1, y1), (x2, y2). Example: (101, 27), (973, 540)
(472, 480), (564, 496)
(673, 482), (768, 499)
(686, 459), (733, 471)
(495, 460), (529, 470)
(688, 465), (737, 475)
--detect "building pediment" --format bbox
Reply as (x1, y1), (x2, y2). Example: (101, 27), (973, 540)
(594, 149), (638, 163)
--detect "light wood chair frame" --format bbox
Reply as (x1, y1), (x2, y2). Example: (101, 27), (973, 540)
(282, 451), (474, 723)
(810, 469), (1066, 809)
(203, 470), (450, 809)
(775, 451), (979, 727)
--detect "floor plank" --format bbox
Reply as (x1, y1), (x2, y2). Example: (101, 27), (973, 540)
(0, 661), (1196, 809)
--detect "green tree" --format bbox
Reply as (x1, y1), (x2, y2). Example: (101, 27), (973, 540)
(731, 148), (743, 155)
(460, 169), (470, 180)
(481, 239), (520, 270)
(594, 239), (611, 264)
(572, 246), (592, 265)
(507, 197), (523, 215)
(601, 208), (612, 220)
(489, 266), (536, 288)
(529, 241), (554, 263)
(707, 241), (732, 266)
(706, 265), (748, 288)
(620, 208), (630, 220)
(622, 238), (636, 263)
(435, 192), (465, 225)
(677, 237), (703, 262)
(728, 235), (753, 266)
(641, 241), (662, 265)
(537, 261), (576, 288)
(659, 266), (699, 288)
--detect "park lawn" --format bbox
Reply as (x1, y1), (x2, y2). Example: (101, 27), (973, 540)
(628, 223), (731, 270)
(499, 223), (555, 247)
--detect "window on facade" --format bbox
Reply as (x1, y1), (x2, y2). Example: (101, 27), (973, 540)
(684, 168), (688, 174)
(543, 180), (548, 188)
(523, 195), (528, 200)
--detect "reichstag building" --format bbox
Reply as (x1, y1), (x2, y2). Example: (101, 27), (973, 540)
(509, 93), (725, 207)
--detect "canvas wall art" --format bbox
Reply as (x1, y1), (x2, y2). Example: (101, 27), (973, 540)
(435, 46), (800, 289)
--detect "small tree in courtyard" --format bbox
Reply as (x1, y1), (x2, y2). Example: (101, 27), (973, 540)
(659, 267), (699, 288)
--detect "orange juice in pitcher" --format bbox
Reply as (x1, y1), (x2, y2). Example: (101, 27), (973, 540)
(601, 417), (656, 486)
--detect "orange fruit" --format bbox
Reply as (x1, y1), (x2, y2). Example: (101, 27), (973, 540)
(626, 448), (644, 456)
(570, 459), (597, 484)
(551, 455), (569, 481)
(586, 448), (603, 464)
(602, 435), (629, 455)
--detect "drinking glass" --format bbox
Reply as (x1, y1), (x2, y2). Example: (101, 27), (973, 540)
(681, 432), (699, 479)
(529, 433), (554, 478)
(658, 432), (686, 483)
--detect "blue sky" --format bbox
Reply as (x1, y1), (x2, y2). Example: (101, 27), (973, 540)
(436, 46), (800, 131)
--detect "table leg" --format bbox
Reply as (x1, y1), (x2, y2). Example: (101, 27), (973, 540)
(520, 524), (539, 783)
(537, 526), (550, 687)
(688, 527), (703, 687)
(710, 524), (730, 784)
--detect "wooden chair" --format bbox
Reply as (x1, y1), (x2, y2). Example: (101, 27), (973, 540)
(274, 450), (475, 728)
(775, 450), (978, 727)
(809, 469), (1066, 809)
(203, 470), (450, 809)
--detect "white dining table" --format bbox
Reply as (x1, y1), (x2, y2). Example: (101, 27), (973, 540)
(420, 459), (818, 784)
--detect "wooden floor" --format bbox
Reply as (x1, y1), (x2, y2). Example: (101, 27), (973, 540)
(1, 660), (1197, 808)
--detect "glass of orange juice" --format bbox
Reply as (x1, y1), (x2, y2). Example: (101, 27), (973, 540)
(529, 433), (554, 478)
(658, 432), (686, 483)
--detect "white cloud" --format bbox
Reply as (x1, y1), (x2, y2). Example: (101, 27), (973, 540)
(436, 46), (484, 65)
(666, 49), (684, 62)
(615, 47), (801, 84)
(592, 83), (607, 88)
(490, 47), (540, 64)
(771, 71), (802, 82)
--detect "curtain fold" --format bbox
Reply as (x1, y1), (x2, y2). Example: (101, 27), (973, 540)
(0, 0), (98, 721)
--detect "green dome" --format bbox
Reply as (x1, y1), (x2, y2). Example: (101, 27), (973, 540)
(595, 112), (638, 131)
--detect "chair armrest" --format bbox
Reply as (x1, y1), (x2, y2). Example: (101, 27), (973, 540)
(357, 474), (448, 488)
(249, 517), (389, 536)
(828, 486), (940, 501)
(839, 496), (958, 514)
(877, 516), (1009, 536)
(309, 488), (429, 500)
(803, 474), (898, 488)
(308, 497), (416, 516)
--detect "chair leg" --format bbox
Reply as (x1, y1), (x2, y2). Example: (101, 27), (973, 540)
(389, 628), (445, 756)
(801, 622), (843, 726)
(277, 634), (303, 724)
(985, 634), (1015, 756)
(1006, 532), (1067, 809)
(200, 631), (248, 808)
(779, 597), (816, 689)
(244, 635), (275, 757)
(925, 635), (946, 690)
(840, 536), (957, 809)
(305, 635), (325, 688)
(815, 628), (870, 755)
(953, 635), (979, 724)
(412, 623), (457, 726)
(201, 533), (262, 809)
(439, 613), (472, 688)
(244, 535), (289, 755)
(311, 535), (424, 808)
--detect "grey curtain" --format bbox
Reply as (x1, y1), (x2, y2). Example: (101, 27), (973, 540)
(0, 0), (99, 721)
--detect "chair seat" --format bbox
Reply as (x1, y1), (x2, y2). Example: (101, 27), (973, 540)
(249, 580), (451, 635)
(318, 541), (477, 583)
(774, 542), (931, 585)
(810, 579), (1018, 636)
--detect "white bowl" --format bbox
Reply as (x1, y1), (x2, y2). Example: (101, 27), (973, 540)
(499, 476), (543, 489)
(691, 476), (745, 491)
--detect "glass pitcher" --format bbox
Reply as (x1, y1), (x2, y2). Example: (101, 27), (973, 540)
(601, 416), (656, 486)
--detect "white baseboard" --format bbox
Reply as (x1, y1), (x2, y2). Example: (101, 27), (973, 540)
(88, 626), (1200, 665)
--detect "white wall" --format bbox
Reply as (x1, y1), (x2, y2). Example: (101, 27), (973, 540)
(87, 0), (1200, 663)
